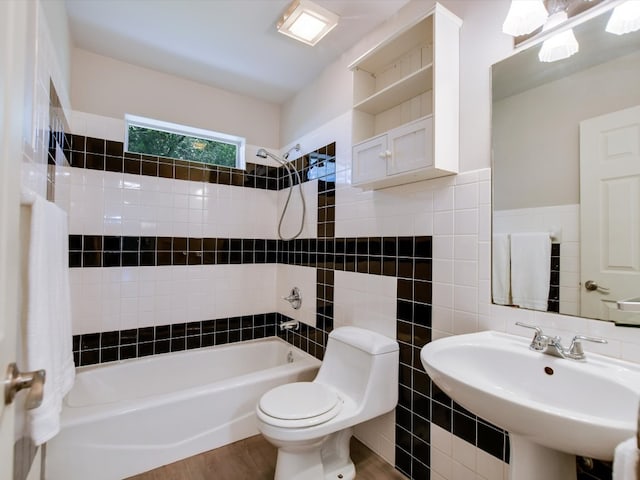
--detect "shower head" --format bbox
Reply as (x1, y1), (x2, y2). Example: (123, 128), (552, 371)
(256, 148), (288, 166)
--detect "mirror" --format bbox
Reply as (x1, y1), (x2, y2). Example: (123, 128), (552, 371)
(491, 5), (640, 324)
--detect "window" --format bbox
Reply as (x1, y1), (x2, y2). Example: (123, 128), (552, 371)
(125, 114), (245, 169)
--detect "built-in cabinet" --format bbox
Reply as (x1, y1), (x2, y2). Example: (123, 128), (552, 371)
(349, 3), (461, 190)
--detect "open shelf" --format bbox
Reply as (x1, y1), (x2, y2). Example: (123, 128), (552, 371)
(353, 64), (433, 115)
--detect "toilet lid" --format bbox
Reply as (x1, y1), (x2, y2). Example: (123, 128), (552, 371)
(259, 382), (341, 422)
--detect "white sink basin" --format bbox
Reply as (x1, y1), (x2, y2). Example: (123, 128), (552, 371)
(421, 331), (640, 479)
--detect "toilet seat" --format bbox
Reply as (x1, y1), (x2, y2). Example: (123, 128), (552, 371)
(258, 382), (342, 428)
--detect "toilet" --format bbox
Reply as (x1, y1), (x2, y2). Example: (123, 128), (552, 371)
(256, 326), (399, 480)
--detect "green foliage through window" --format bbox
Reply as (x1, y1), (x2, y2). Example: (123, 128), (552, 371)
(124, 115), (244, 169)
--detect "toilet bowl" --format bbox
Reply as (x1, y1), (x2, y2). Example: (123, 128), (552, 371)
(256, 326), (399, 480)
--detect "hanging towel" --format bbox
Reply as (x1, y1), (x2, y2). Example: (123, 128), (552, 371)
(25, 195), (75, 445)
(492, 234), (511, 305)
(613, 437), (639, 480)
(510, 232), (551, 311)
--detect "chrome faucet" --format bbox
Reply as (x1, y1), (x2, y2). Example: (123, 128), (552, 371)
(515, 322), (607, 360)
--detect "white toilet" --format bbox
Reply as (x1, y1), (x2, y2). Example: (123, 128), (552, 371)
(256, 326), (399, 480)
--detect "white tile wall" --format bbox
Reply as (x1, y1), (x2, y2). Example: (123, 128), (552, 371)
(430, 425), (508, 480)
(276, 264), (317, 327)
(58, 166), (280, 239)
(334, 271), (397, 339)
(69, 264), (277, 335)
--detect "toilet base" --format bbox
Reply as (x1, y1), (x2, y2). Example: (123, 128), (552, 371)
(272, 428), (355, 480)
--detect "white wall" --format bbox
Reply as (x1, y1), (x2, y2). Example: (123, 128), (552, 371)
(71, 48), (281, 149)
(40, 0), (71, 96)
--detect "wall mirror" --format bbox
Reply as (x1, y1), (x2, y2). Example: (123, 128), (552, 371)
(491, 3), (640, 325)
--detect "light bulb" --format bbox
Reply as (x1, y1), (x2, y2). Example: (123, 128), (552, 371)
(606, 0), (640, 35)
(502, 0), (549, 36)
(538, 11), (579, 63)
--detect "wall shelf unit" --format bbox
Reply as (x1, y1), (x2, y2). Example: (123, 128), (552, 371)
(349, 3), (461, 190)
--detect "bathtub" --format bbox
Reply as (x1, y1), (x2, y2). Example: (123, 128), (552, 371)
(46, 337), (321, 480)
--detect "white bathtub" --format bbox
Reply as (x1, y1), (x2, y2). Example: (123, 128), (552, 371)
(46, 337), (321, 480)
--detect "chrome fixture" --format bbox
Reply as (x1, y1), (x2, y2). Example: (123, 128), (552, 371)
(618, 297), (640, 312)
(516, 322), (607, 360)
(280, 319), (300, 331)
(282, 287), (302, 310)
(283, 143), (301, 160)
(256, 147), (306, 241)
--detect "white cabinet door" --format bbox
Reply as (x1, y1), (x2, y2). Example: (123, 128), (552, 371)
(388, 117), (433, 176)
(352, 134), (388, 185)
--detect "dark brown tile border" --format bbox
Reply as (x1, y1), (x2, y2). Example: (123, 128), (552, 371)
(64, 134), (336, 193)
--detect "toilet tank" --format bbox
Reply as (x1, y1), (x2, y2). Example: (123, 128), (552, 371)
(315, 327), (399, 413)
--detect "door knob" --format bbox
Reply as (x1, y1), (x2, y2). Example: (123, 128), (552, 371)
(584, 280), (610, 293)
(4, 363), (46, 410)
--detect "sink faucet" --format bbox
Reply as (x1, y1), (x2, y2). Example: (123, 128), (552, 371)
(515, 322), (607, 360)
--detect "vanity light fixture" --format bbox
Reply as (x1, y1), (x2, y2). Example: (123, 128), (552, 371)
(277, 0), (339, 46)
(606, 0), (640, 35)
(538, 11), (580, 62)
(502, 0), (549, 36)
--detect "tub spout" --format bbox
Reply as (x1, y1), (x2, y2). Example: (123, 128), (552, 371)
(279, 320), (300, 331)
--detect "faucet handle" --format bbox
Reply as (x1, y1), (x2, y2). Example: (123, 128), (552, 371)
(515, 322), (548, 350)
(568, 335), (608, 357)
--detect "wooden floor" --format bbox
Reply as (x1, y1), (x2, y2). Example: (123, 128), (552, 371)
(127, 435), (408, 480)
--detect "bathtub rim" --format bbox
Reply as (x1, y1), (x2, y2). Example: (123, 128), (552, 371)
(63, 336), (321, 428)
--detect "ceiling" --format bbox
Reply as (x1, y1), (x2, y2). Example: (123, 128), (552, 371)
(65, 0), (411, 105)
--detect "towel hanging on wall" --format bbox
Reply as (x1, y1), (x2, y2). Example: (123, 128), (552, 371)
(492, 234), (511, 305)
(24, 194), (75, 445)
(510, 232), (551, 310)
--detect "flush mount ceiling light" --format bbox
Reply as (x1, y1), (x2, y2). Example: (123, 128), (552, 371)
(538, 11), (579, 62)
(502, 0), (549, 36)
(606, 0), (640, 35)
(277, 0), (339, 46)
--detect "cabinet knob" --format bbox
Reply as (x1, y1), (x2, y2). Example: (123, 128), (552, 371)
(378, 150), (392, 159)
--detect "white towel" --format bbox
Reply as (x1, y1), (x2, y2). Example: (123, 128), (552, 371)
(613, 437), (639, 480)
(492, 234), (511, 305)
(25, 195), (75, 445)
(510, 232), (551, 311)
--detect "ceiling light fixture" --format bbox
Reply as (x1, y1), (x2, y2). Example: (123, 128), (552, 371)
(606, 0), (640, 35)
(502, 0), (549, 36)
(538, 11), (580, 62)
(277, 0), (339, 46)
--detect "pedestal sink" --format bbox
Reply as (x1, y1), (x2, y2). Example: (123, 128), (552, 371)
(420, 331), (640, 480)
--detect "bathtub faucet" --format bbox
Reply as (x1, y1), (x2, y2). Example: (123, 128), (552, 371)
(282, 287), (302, 310)
(280, 320), (300, 331)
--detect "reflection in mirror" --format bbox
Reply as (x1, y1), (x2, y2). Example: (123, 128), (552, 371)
(491, 5), (640, 325)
